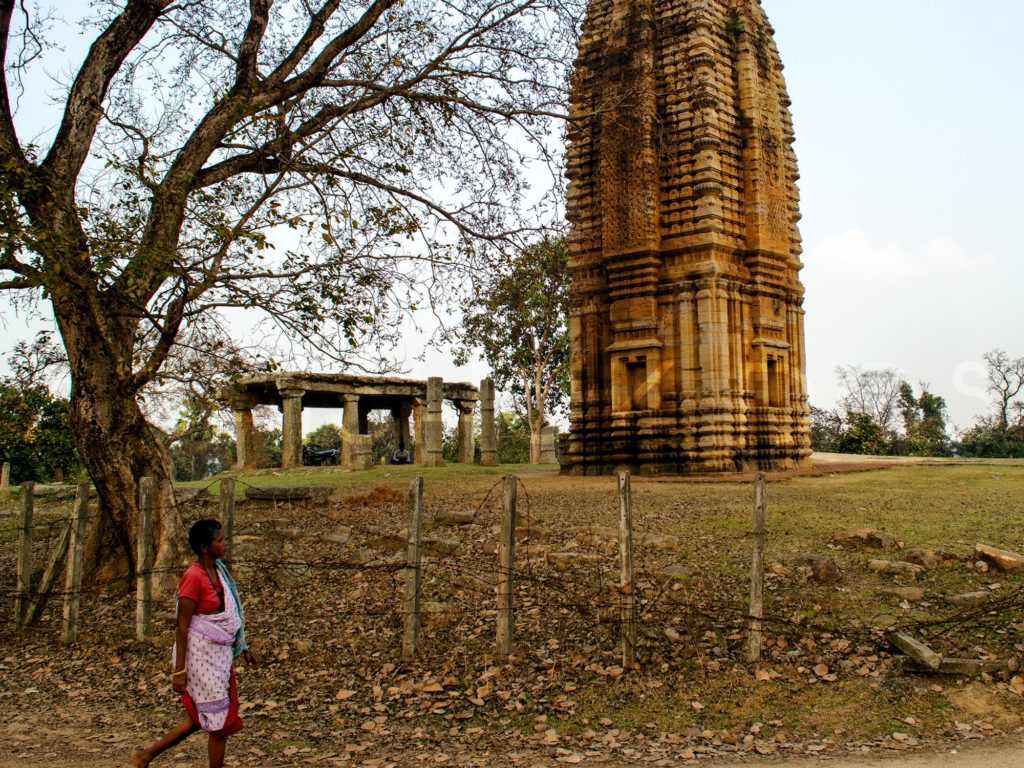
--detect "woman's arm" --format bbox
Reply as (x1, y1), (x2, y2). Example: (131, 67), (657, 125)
(173, 597), (197, 694)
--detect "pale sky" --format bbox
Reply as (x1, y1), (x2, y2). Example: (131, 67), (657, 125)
(772, 0), (1024, 431)
(1, 1), (1021, 435)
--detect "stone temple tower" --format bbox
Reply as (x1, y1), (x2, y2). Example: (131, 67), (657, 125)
(561, 0), (811, 475)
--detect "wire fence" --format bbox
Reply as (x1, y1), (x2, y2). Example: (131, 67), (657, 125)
(3, 474), (1022, 676)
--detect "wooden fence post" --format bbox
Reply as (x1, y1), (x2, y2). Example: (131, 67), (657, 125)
(618, 472), (637, 669)
(24, 522), (71, 627)
(747, 473), (767, 664)
(63, 482), (90, 644)
(219, 478), (236, 562)
(136, 477), (154, 641)
(401, 476), (424, 661)
(14, 482), (34, 629)
(1, 461), (10, 489)
(496, 475), (518, 661)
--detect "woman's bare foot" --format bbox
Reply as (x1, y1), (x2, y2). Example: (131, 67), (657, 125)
(129, 748), (151, 767)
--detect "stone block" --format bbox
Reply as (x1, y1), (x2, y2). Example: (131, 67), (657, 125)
(351, 435), (374, 471)
(539, 426), (558, 465)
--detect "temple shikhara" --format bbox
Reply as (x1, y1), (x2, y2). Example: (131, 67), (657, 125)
(561, 0), (812, 474)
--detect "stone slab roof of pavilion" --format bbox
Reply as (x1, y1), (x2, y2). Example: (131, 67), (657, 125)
(230, 372), (479, 410)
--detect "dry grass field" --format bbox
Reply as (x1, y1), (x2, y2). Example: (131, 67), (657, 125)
(1, 460), (1023, 766)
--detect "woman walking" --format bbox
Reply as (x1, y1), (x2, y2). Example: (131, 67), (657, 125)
(131, 519), (256, 767)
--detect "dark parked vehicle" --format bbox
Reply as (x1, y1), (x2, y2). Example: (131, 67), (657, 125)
(303, 446), (339, 466)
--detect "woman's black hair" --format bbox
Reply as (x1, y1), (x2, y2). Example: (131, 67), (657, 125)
(188, 519), (222, 557)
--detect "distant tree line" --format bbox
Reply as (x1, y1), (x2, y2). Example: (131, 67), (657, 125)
(812, 350), (1024, 458)
(956, 350), (1024, 458)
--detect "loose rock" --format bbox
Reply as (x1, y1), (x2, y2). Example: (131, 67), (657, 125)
(432, 509), (476, 527)
(869, 560), (925, 579)
(948, 591), (991, 608)
(546, 552), (603, 572)
(975, 544), (1024, 572)
(800, 555), (843, 584)
(879, 586), (925, 602)
(903, 548), (942, 568)
(833, 528), (896, 550)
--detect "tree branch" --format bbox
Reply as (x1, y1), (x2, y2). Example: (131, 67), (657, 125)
(0, 0), (25, 166)
(42, 0), (171, 188)
(266, 0), (343, 84)
(132, 284), (190, 390)
(265, 0), (398, 97)
(321, 80), (569, 121)
(0, 275), (33, 289)
(236, 0), (272, 91)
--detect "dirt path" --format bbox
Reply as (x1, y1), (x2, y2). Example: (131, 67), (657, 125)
(712, 741), (1023, 768)
(1, 741), (1021, 768)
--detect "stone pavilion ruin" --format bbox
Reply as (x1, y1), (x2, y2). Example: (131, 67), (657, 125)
(561, 0), (812, 475)
(225, 374), (498, 470)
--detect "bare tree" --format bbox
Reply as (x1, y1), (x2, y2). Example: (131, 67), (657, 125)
(983, 349), (1024, 432)
(835, 365), (902, 435)
(0, 0), (580, 582)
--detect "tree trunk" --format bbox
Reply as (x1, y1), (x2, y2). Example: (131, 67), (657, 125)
(55, 298), (184, 595)
(528, 360), (546, 465)
(529, 422), (542, 465)
(523, 374), (542, 465)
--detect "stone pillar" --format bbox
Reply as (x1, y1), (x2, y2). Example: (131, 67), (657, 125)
(0, 461), (10, 489)
(351, 434), (373, 471)
(456, 401), (476, 464)
(479, 378), (497, 466)
(233, 409), (257, 470)
(412, 398), (427, 465)
(424, 377), (444, 467)
(393, 402), (412, 451)
(358, 401), (370, 436)
(539, 426), (559, 465)
(341, 394), (360, 467)
(230, 394), (258, 470)
(280, 388), (305, 469)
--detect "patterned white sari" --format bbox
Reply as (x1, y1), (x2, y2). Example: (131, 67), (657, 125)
(172, 581), (242, 733)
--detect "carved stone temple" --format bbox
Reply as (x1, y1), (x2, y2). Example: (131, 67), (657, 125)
(225, 373), (498, 470)
(561, 0), (812, 475)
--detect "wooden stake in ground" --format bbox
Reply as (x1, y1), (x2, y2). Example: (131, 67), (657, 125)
(24, 522), (71, 626)
(136, 477), (154, 641)
(63, 483), (90, 645)
(0, 461), (10, 489)
(401, 476), (425, 661)
(14, 482), (34, 629)
(747, 473), (767, 664)
(496, 475), (518, 660)
(219, 478), (236, 562)
(618, 472), (637, 669)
